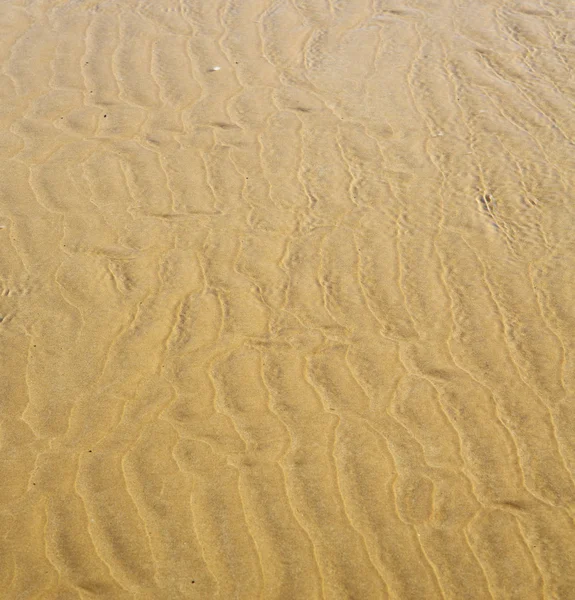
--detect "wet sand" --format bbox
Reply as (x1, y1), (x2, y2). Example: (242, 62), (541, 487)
(1, 0), (575, 598)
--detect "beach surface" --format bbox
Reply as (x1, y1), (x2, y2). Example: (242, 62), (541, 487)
(1, 0), (575, 598)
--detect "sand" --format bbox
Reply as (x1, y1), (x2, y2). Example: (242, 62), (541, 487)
(1, 0), (574, 598)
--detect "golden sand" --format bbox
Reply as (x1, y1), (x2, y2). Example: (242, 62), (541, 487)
(1, 0), (574, 598)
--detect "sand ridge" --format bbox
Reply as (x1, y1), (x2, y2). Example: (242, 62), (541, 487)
(0, 0), (574, 598)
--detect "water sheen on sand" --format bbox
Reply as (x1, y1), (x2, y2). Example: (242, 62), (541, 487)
(1, 0), (574, 598)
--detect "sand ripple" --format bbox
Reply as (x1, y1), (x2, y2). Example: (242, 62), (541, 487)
(1, 0), (574, 598)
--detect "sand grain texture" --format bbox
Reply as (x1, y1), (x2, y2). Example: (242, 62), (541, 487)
(1, 0), (575, 598)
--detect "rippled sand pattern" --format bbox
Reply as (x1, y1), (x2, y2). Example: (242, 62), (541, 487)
(1, 0), (575, 598)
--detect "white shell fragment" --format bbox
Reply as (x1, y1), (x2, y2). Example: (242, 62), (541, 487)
(208, 66), (221, 72)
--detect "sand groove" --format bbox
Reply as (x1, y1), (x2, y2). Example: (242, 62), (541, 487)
(1, 0), (575, 598)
